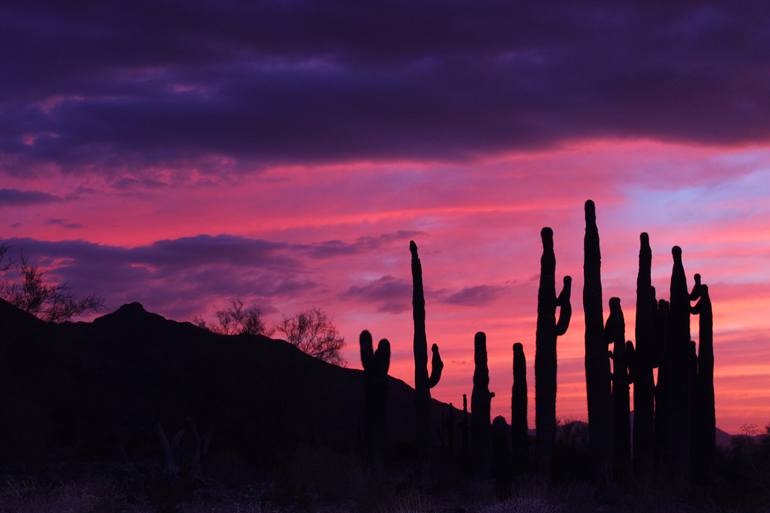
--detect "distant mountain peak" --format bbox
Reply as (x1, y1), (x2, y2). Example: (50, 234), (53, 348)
(94, 302), (166, 326)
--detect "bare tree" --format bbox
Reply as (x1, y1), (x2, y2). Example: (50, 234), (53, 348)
(276, 308), (345, 366)
(0, 245), (102, 322)
(195, 299), (271, 336)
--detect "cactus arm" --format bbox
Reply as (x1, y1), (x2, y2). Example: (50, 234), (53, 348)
(428, 343), (443, 388)
(359, 330), (374, 371)
(375, 338), (391, 375)
(555, 276), (572, 336)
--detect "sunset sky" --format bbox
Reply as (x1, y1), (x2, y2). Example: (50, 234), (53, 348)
(2, 2), (770, 433)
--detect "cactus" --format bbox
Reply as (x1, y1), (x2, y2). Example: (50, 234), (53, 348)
(535, 227), (572, 476)
(472, 331), (495, 473)
(492, 416), (512, 499)
(606, 297), (630, 479)
(667, 246), (692, 480)
(654, 298), (670, 468)
(582, 200), (612, 480)
(410, 241), (443, 446)
(690, 274), (715, 478)
(511, 342), (529, 474)
(359, 330), (391, 465)
(461, 393), (471, 473)
(633, 233), (656, 475)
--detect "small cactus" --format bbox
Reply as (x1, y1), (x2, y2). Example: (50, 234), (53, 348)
(471, 331), (495, 473)
(606, 297), (630, 480)
(492, 416), (512, 499)
(511, 342), (529, 474)
(359, 330), (391, 466)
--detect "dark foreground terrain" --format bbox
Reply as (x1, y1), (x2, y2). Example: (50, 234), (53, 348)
(0, 300), (769, 512)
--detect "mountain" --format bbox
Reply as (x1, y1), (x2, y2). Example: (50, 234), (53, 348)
(0, 300), (453, 465)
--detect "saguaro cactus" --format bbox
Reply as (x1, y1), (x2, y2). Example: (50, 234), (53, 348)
(492, 416), (512, 499)
(535, 227), (572, 476)
(654, 298), (670, 468)
(691, 274), (715, 478)
(667, 246), (692, 480)
(472, 331), (495, 472)
(511, 342), (529, 473)
(606, 298), (630, 479)
(461, 393), (471, 473)
(360, 330), (391, 465)
(633, 233), (656, 475)
(582, 200), (612, 480)
(410, 241), (444, 446)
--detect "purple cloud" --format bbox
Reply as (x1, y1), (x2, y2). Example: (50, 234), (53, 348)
(0, 188), (60, 206)
(2, 2), (770, 177)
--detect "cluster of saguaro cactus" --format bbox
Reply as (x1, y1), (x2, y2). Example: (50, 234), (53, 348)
(578, 202), (716, 484)
(535, 227), (572, 476)
(359, 329), (391, 466)
(410, 241), (444, 447)
(354, 204), (716, 491)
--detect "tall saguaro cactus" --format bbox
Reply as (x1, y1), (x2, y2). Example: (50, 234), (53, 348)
(535, 227), (572, 476)
(359, 330), (391, 466)
(667, 246), (692, 480)
(606, 297), (630, 479)
(472, 331), (495, 473)
(691, 274), (715, 478)
(511, 342), (529, 473)
(582, 200), (612, 480)
(633, 233), (656, 475)
(410, 241), (443, 446)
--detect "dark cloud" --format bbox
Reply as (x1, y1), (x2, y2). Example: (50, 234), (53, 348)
(343, 275), (411, 313)
(307, 230), (424, 258)
(344, 275), (509, 312)
(0, 188), (60, 206)
(46, 218), (83, 229)
(439, 284), (508, 306)
(1, 2), (769, 176)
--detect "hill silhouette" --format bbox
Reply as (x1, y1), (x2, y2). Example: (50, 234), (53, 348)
(0, 299), (452, 466)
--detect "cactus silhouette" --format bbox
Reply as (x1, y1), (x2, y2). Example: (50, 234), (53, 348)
(535, 227), (572, 476)
(582, 200), (612, 480)
(359, 330), (391, 466)
(606, 297), (630, 479)
(654, 298), (670, 469)
(667, 246), (692, 480)
(472, 331), (495, 473)
(461, 393), (471, 474)
(492, 416), (512, 499)
(690, 274), (715, 479)
(511, 342), (529, 474)
(410, 241), (444, 446)
(633, 233), (656, 476)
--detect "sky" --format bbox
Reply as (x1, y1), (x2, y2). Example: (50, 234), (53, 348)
(2, 1), (770, 433)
